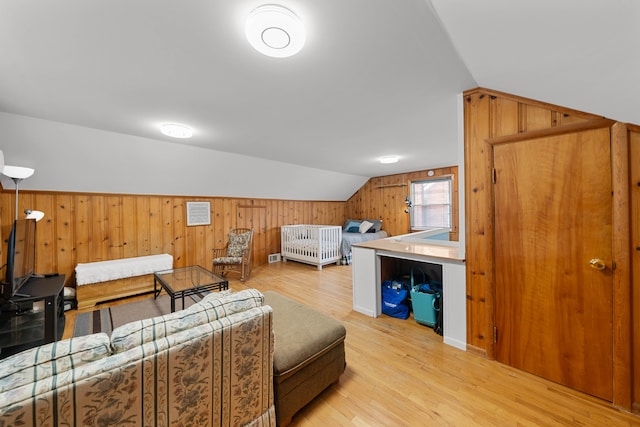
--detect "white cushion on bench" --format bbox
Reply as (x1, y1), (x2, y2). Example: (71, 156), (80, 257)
(75, 254), (173, 285)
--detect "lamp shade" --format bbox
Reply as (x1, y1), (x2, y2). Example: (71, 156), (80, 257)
(3, 165), (35, 179)
(25, 209), (45, 222)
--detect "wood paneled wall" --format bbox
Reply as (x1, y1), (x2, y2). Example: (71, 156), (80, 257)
(0, 166), (454, 289)
(345, 167), (459, 240)
(0, 191), (345, 286)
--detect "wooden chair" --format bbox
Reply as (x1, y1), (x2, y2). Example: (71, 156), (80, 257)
(212, 228), (253, 281)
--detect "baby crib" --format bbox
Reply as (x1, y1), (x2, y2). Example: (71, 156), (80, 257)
(281, 225), (342, 270)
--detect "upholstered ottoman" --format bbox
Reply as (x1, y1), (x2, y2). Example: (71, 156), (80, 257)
(263, 291), (346, 426)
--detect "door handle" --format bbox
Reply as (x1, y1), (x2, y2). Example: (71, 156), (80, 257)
(589, 258), (606, 270)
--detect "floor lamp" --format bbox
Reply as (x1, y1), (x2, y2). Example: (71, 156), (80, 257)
(2, 165), (35, 220)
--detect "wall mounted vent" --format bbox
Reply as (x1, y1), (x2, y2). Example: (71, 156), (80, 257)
(268, 253), (281, 263)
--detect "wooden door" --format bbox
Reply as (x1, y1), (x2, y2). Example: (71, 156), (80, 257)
(493, 127), (613, 401)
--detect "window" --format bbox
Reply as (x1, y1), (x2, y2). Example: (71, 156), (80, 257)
(410, 177), (452, 230)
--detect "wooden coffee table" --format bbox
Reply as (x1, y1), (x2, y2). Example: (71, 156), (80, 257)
(153, 265), (229, 312)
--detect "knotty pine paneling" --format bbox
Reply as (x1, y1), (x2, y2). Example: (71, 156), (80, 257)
(490, 96), (519, 137)
(464, 92), (494, 356)
(344, 167), (459, 239)
(521, 104), (553, 132)
(0, 191), (345, 288)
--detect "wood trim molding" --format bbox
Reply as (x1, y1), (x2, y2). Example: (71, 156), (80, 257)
(465, 87), (608, 121)
(374, 184), (407, 189)
(486, 118), (616, 146)
(465, 344), (488, 358)
(611, 122), (632, 409)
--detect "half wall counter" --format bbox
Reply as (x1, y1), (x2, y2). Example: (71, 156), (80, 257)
(352, 230), (466, 350)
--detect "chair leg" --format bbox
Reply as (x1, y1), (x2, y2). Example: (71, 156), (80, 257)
(240, 264), (250, 281)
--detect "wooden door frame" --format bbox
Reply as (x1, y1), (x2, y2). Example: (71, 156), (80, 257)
(481, 120), (632, 409)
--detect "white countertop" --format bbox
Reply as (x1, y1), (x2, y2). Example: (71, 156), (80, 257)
(353, 238), (465, 263)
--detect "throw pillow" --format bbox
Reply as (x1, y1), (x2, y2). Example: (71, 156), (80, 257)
(359, 220), (374, 233)
(365, 219), (383, 232)
(343, 219), (362, 231)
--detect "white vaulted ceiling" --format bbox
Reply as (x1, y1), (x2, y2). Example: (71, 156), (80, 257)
(0, 0), (638, 190)
(430, 0), (640, 125)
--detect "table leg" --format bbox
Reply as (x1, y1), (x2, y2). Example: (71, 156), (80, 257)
(171, 296), (175, 313)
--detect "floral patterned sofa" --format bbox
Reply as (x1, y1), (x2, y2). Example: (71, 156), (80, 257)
(0, 289), (275, 427)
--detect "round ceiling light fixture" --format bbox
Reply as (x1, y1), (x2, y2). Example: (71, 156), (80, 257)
(160, 123), (194, 139)
(379, 156), (399, 164)
(246, 4), (305, 58)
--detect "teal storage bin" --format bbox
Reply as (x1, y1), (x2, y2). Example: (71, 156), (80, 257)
(410, 288), (439, 327)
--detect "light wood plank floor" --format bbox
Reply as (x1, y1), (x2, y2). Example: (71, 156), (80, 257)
(64, 262), (640, 426)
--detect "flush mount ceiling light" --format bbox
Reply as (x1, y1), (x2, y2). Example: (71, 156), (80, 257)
(246, 4), (305, 58)
(160, 123), (194, 139)
(379, 156), (399, 164)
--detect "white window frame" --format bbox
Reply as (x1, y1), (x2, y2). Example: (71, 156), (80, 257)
(409, 176), (453, 231)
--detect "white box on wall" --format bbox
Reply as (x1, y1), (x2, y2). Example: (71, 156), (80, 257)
(186, 202), (211, 226)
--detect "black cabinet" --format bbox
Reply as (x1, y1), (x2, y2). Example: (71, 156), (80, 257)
(0, 275), (65, 359)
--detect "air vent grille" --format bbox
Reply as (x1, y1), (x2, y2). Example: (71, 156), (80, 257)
(268, 253), (281, 263)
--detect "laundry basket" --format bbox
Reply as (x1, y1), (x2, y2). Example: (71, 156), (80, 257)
(410, 284), (440, 327)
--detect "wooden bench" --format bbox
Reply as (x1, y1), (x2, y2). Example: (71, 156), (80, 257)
(75, 254), (173, 310)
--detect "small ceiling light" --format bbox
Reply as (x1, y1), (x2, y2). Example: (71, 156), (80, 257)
(379, 156), (399, 164)
(160, 123), (194, 139)
(246, 5), (305, 58)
